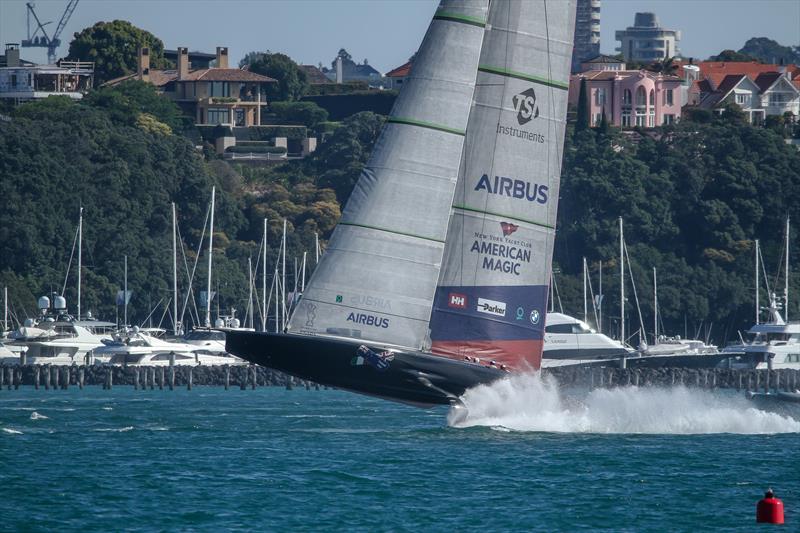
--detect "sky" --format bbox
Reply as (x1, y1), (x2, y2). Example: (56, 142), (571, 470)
(0, 0), (798, 71)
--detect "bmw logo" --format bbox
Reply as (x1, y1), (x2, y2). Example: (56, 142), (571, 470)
(530, 309), (540, 325)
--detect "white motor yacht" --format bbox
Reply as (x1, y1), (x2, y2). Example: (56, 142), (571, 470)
(541, 313), (634, 368)
(4, 296), (114, 365)
(722, 294), (800, 370)
(94, 326), (245, 366)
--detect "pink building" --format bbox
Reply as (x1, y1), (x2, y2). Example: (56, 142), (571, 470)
(569, 68), (683, 127)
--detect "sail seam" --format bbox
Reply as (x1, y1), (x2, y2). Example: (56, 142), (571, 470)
(433, 10), (487, 28)
(300, 297), (430, 322)
(451, 204), (555, 230)
(339, 221), (446, 243)
(477, 65), (569, 90)
(386, 117), (466, 136)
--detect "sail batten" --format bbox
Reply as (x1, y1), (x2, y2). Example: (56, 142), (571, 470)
(287, 0), (490, 350)
(430, 0), (576, 369)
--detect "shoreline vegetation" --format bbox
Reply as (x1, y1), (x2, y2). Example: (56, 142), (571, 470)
(2, 22), (800, 346)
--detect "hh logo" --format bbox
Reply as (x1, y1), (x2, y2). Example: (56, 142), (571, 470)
(500, 222), (519, 236)
(512, 88), (539, 125)
(448, 293), (467, 309)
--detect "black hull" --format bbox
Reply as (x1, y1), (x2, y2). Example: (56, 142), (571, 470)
(225, 331), (504, 407)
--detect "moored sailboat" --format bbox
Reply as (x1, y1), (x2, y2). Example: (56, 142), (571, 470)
(226, 0), (576, 407)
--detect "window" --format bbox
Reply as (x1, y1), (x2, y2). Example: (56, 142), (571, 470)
(622, 110), (632, 127)
(206, 108), (230, 124)
(235, 108), (245, 126)
(623, 89), (632, 105)
(209, 81), (230, 97)
(664, 89), (674, 106)
(636, 86), (647, 106)
(545, 323), (575, 334)
(769, 93), (787, 106)
(635, 114), (646, 127)
(736, 93), (749, 106)
(593, 113), (602, 126)
(10, 74), (17, 87)
(649, 89), (655, 106)
(663, 114), (675, 125)
(594, 88), (606, 106)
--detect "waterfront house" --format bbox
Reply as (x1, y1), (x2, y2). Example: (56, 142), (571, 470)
(105, 46), (277, 128)
(384, 61), (411, 90)
(0, 43), (93, 103)
(569, 65), (684, 127)
(690, 61), (800, 124)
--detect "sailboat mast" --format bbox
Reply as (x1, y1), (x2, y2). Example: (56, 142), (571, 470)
(653, 267), (658, 343)
(77, 207), (82, 320)
(619, 217), (625, 344)
(583, 257), (587, 323)
(172, 202), (178, 336)
(785, 217), (790, 321)
(206, 186), (215, 327)
(755, 238), (760, 325)
(301, 251), (307, 292)
(262, 218), (267, 331)
(281, 219), (287, 330)
(3, 286), (7, 331)
(274, 266), (279, 334)
(248, 256), (253, 329)
(314, 233), (319, 264)
(598, 261), (603, 333)
(124, 254), (128, 327)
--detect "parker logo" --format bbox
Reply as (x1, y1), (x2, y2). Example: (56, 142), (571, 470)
(512, 87), (539, 125)
(448, 293), (467, 309)
(477, 297), (506, 317)
(500, 222), (519, 236)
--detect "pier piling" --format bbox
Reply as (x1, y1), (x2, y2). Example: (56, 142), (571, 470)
(79, 367), (84, 389)
(224, 365), (230, 390)
(187, 366), (193, 391)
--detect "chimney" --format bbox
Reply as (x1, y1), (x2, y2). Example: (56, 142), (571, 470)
(335, 56), (343, 84)
(138, 47), (150, 82)
(5, 43), (20, 67)
(177, 47), (189, 80)
(216, 46), (228, 69)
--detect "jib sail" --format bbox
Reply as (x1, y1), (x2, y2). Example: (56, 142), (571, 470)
(287, 0), (490, 350)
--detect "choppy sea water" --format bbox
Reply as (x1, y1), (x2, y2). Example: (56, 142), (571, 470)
(1, 374), (798, 532)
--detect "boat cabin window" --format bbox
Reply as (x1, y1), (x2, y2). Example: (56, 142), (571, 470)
(184, 331), (225, 341)
(151, 353), (193, 361)
(545, 323), (594, 334)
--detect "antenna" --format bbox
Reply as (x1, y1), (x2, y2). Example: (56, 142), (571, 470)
(22, 1), (80, 64)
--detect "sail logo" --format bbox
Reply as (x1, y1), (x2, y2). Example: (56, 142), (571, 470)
(477, 298), (506, 317)
(512, 88), (539, 125)
(305, 303), (317, 327)
(474, 174), (548, 204)
(347, 312), (390, 329)
(500, 222), (519, 236)
(448, 293), (467, 309)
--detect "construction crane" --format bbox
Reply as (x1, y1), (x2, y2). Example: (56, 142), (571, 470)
(21, 0), (80, 64)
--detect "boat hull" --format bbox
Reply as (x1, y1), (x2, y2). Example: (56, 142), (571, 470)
(225, 331), (504, 407)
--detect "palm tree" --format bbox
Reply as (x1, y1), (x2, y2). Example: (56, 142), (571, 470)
(646, 56), (678, 76)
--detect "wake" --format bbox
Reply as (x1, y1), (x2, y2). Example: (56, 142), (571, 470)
(449, 373), (800, 434)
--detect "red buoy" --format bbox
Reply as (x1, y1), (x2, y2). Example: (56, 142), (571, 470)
(757, 489), (785, 524)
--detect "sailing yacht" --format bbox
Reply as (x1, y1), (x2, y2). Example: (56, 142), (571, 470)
(226, 0), (576, 407)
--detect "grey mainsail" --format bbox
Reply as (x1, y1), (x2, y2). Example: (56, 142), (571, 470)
(430, 0), (577, 369)
(287, 0), (489, 350)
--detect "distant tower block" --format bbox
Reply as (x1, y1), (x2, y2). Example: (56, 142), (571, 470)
(572, 0), (600, 72)
(615, 12), (681, 63)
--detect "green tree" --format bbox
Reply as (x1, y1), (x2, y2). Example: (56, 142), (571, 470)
(645, 56), (678, 75)
(707, 49), (757, 62)
(270, 101), (329, 128)
(575, 78), (589, 131)
(83, 80), (186, 132)
(243, 52), (308, 102)
(67, 20), (169, 85)
(738, 37), (800, 64)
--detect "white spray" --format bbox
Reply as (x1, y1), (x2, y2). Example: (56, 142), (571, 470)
(449, 373), (800, 435)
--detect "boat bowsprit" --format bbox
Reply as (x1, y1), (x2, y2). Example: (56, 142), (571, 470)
(225, 331), (504, 407)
